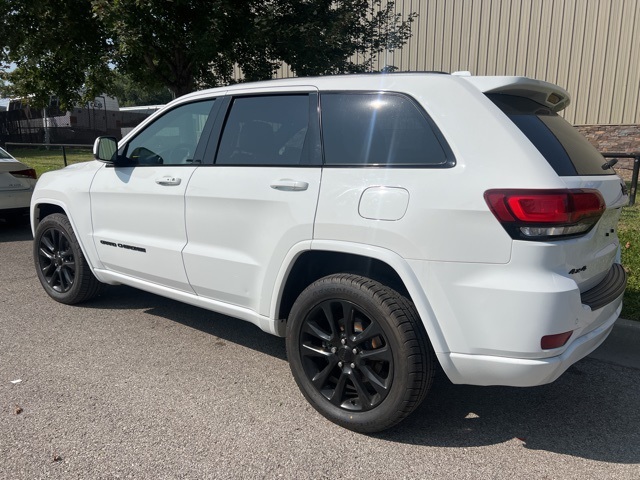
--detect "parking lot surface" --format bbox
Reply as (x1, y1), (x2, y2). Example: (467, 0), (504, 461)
(1, 222), (639, 479)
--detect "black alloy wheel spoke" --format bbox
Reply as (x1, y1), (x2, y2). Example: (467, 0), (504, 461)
(358, 344), (392, 363)
(348, 371), (373, 408)
(39, 246), (54, 260)
(341, 301), (356, 337)
(320, 303), (339, 339)
(312, 359), (338, 388)
(41, 235), (55, 253)
(302, 320), (332, 342)
(61, 268), (74, 288)
(56, 230), (66, 251)
(352, 321), (383, 346)
(301, 342), (332, 358)
(329, 372), (348, 406)
(359, 364), (390, 394)
(48, 270), (59, 286)
(41, 263), (55, 276)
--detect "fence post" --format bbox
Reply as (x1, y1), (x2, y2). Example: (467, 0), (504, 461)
(630, 156), (639, 207)
(62, 146), (68, 167)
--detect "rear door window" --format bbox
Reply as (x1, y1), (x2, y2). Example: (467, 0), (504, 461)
(488, 94), (614, 176)
(215, 94), (315, 166)
(320, 92), (454, 167)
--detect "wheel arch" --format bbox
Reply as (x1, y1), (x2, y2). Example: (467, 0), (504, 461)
(272, 240), (448, 353)
(32, 201), (66, 231)
(32, 198), (106, 279)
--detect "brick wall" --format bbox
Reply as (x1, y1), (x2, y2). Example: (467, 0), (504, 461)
(576, 125), (640, 154)
(576, 125), (639, 182)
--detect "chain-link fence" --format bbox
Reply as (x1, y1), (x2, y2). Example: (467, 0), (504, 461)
(0, 104), (151, 146)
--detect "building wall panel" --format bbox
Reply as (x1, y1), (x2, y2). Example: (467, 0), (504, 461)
(378, 0), (640, 125)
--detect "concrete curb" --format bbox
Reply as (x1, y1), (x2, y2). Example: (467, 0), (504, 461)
(588, 317), (640, 369)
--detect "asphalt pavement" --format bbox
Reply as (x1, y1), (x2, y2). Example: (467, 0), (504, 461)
(1, 221), (639, 479)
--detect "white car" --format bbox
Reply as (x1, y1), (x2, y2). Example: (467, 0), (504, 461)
(30, 73), (628, 432)
(0, 146), (37, 223)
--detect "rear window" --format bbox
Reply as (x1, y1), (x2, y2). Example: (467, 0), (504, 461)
(0, 148), (14, 160)
(488, 94), (613, 176)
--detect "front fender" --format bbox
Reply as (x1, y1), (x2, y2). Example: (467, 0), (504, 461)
(31, 161), (106, 275)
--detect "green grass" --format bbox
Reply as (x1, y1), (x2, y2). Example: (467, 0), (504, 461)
(8, 147), (640, 320)
(8, 146), (93, 177)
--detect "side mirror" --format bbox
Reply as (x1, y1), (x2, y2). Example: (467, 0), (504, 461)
(93, 136), (118, 163)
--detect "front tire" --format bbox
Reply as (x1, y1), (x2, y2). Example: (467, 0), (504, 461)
(286, 274), (435, 433)
(33, 213), (101, 304)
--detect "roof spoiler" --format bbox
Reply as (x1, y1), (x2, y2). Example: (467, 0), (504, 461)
(460, 76), (571, 112)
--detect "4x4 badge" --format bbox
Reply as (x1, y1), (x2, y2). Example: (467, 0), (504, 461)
(568, 266), (587, 274)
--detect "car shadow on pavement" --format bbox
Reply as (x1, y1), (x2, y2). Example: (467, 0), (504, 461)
(378, 364), (640, 464)
(80, 284), (639, 464)
(0, 221), (32, 242)
(80, 284), (288, 361)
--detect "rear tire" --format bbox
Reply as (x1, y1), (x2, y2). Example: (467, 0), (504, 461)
(33, 213), (102, 304)
(286, 274), (435, 433)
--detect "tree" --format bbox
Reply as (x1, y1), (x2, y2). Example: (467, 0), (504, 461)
(109, 71), (173, 107)
(0, 0), (113, 109)
(1, 0), (416, 108)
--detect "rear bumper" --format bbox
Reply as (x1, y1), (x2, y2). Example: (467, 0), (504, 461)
(581, 263), (627, 311)
(0, 189), (33, 211)
(438, 303), (621, 386)
(407, 251), (626, 387)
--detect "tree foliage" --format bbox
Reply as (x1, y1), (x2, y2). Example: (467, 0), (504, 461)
(0, 0), (113, 108)
(1, 0), (416, 108)
(109, 71), (173, 107)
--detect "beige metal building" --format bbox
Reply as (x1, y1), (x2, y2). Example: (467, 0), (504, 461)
(275, 0), (640, 126)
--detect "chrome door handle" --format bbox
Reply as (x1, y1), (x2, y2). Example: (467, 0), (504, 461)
(156, 176), (181, 186)
(270, 179), (309, 191)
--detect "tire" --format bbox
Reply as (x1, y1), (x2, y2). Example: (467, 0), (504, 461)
(286, 274), (435, 433)
(33, 213), (102, 304)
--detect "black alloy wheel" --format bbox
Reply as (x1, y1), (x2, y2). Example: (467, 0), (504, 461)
(287, 274), (435, 433)
(33, 213), (102, 304)
(299, 298), (394, 411)
(37, 226), (76, 293)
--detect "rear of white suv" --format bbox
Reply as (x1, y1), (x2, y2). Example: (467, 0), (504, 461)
(30, 73), (627, 433)
(0, 146), (37, 223)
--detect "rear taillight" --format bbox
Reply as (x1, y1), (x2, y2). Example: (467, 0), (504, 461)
(11, 168), (37, 179)
(484, 189), (605, 240)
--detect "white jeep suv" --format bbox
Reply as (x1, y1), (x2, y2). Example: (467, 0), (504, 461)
(31, 73), (627, 432)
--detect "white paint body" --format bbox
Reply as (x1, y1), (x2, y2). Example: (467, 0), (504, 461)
(31, 73), (627, 387)
(0, 147), (36, 213)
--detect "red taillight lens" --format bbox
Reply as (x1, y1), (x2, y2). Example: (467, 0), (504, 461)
(11, 168), (37, 179)
(484, 189), (605, 240)
(541, 331), (573, 349)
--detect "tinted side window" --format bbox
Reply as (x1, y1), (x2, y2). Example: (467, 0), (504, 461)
(216, 95), (311, 166)
(488, 94), (613, 176)
(125, 100), (215, 165)
(321, 93), (452, 166)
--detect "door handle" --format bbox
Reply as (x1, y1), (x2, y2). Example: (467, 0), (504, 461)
(270, 179), (309, 191)
(156, 176), (181, 186)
